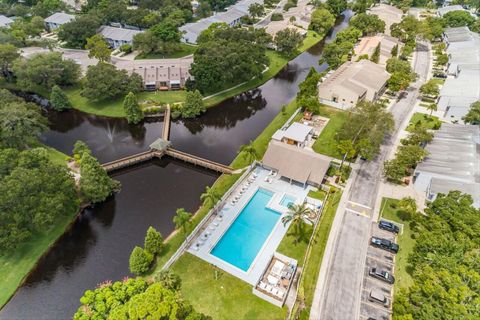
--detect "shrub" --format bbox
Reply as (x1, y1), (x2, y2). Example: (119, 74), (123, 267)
(129, 246), (153, 275)
(271, 13), (284, 21)
(144, 226), (164, 255)
(50, 85), (72, 111)
(119, 44), (132, 53)
(154, 270), (182, 291)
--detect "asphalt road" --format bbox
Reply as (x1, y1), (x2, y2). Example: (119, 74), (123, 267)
(313, 41), (430, 320)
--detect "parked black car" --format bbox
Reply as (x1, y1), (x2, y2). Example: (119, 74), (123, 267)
(369, 267), (395, 284)
(371, 236), (399, 253)
(379, 220), (400, 233)
(433, 72), (447, 78)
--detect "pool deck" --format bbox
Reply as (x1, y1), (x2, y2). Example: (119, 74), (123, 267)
(188, 166), (313, 285)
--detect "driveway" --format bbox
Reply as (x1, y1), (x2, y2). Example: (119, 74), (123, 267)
(310, 41), (430, 320)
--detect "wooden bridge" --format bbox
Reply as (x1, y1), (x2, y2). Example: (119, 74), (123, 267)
(162, 104), (171, 140)
(163, 148), (233, 174)
(102, 106), (233, 174)
(102, 150), (156, 172)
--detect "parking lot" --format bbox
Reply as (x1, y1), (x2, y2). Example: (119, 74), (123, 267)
(359, 222), (398, 320)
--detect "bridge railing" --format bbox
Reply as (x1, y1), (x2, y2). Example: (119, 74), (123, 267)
(162, 161), (257, 270)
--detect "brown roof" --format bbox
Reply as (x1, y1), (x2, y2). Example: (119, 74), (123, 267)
(262, 141), (331, 185)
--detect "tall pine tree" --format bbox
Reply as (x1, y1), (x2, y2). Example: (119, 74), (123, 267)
(123, 92), (144, 124)
(79, 152), (121, 203)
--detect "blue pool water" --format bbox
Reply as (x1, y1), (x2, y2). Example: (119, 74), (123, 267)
(211, 188), (281, 271)
(280, 194), (296, 208)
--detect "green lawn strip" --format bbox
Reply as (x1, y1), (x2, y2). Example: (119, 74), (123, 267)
(297, 189), (342, 319)
(379, 198), (415, 293)
(171, 254), (287, 320)
(307, 189), (327, 201)
(30, 141), (70, 166)
(276, 223), (314, 265)
(203, 31), (324, 107)
(0, 207), (80, 308)
(152, 100), (300, 269)
(312, 106), (348, 159)
(135, 43), (197, 60)
(406, 112), (442, 132)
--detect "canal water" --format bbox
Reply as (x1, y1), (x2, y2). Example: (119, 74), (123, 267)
(0, 11), (352, 319)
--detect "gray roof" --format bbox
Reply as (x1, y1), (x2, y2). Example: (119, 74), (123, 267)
(0, 15), (13, 27)
(98, 25), (143, 42)
(430, 178), (479, 201)
(149, 138), (171, 151)
(438, 69), (480, 111)
(438, 5), (465, 16)
(44, 12), (75, 25)
(444, 27), (473, 43)
(283, 122), (314, 142)
(262, 140), (331, 185)
(416, 124), (480, 184)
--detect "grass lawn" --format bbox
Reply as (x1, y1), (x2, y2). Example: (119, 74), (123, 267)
(64, 87), (187, 118)
(135, 43), (197, 59)
(307, 189), (327, 201)
(171, 254), (286, 319)
(0, 207), (79, 308)
(203, 31), (324, 107)
(380, 198), (415, 293)
(277, 223), (314, 265)
(312, 106), (348, 159)
(406, 112), (442, 132)
(296, 189), (342, 319)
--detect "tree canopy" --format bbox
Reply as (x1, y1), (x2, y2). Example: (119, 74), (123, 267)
(337, 101), (394, 160)
(274, 28), (303, 56)
(82, 62), (143, 101)
(12, 52), (80, 90)
(443, 10), (476, 28)
(309, 8), (336, 35)
(181, 90), (205, 118)
(349, 13), (385, 36)
(393, 192), (480, 320)
(0, 148), (78, 251)
(86, 34), (111, 62)
(58, 15), (102, 49)
(50, 85), (72, 111)
(123, 92), (144, 124)
(463, 101), (480, 124)
(190, 23), (270, 93)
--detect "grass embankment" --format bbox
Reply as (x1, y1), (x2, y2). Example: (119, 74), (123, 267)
(312, 105), (348, 159)
(307, 189), (327, 201)
(0, 207), (79, 308)
(135, 43), (197, 60)
(296, 189), (342, 319)
(203, 31), (323, 107)
(171, 254), (287, 319)
(380, 198), (415, 293)
(64, 87), (187, 118)
(406, 112), (442, 132)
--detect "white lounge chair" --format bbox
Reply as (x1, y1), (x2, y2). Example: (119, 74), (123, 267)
(259, 282), (267, 290)
(208, 225), (215, 230)
(264, 176), (269, 182)
(213, 222), (219, 226)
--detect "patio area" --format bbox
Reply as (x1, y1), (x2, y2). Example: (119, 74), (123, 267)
(187, 165), (314, 285)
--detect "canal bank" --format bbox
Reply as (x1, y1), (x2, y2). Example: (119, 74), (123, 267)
(0, 11), (352, 319)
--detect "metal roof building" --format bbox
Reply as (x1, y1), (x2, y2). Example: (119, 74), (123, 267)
(98, 25), (143, 49)
(367, 4), (403, 36)
(318, 59), (390, 110)
(438, 27), (480, 120)
(413, 124), (480, 208)
(44, 12), (75, 30)
(0, 15), (14, 28)
(437, 5), (465, 17)
(262, 140), (331, 187)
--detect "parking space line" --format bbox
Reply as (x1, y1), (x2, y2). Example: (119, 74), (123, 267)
(345, 208), (370, 218)
(361, 301), (393, 314)
(366, 254), (395, 266)
(348, 200), (372, 209)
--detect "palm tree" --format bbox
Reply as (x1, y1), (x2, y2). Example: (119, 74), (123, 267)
(173, 208), (192, 234)
(200, 186), (219, 207)
(426, 104), (437, 117)
(281, 203), (312, 243)
(239, 141), (258, 164)
(398, 197), (417, 215)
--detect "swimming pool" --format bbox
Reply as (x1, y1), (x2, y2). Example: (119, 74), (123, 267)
(211, 188), (281, 271)
(280, 194), (296, 208)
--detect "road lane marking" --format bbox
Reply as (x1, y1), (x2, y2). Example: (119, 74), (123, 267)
(348, 201), (372, 209)
(346, 208), (370, 218)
